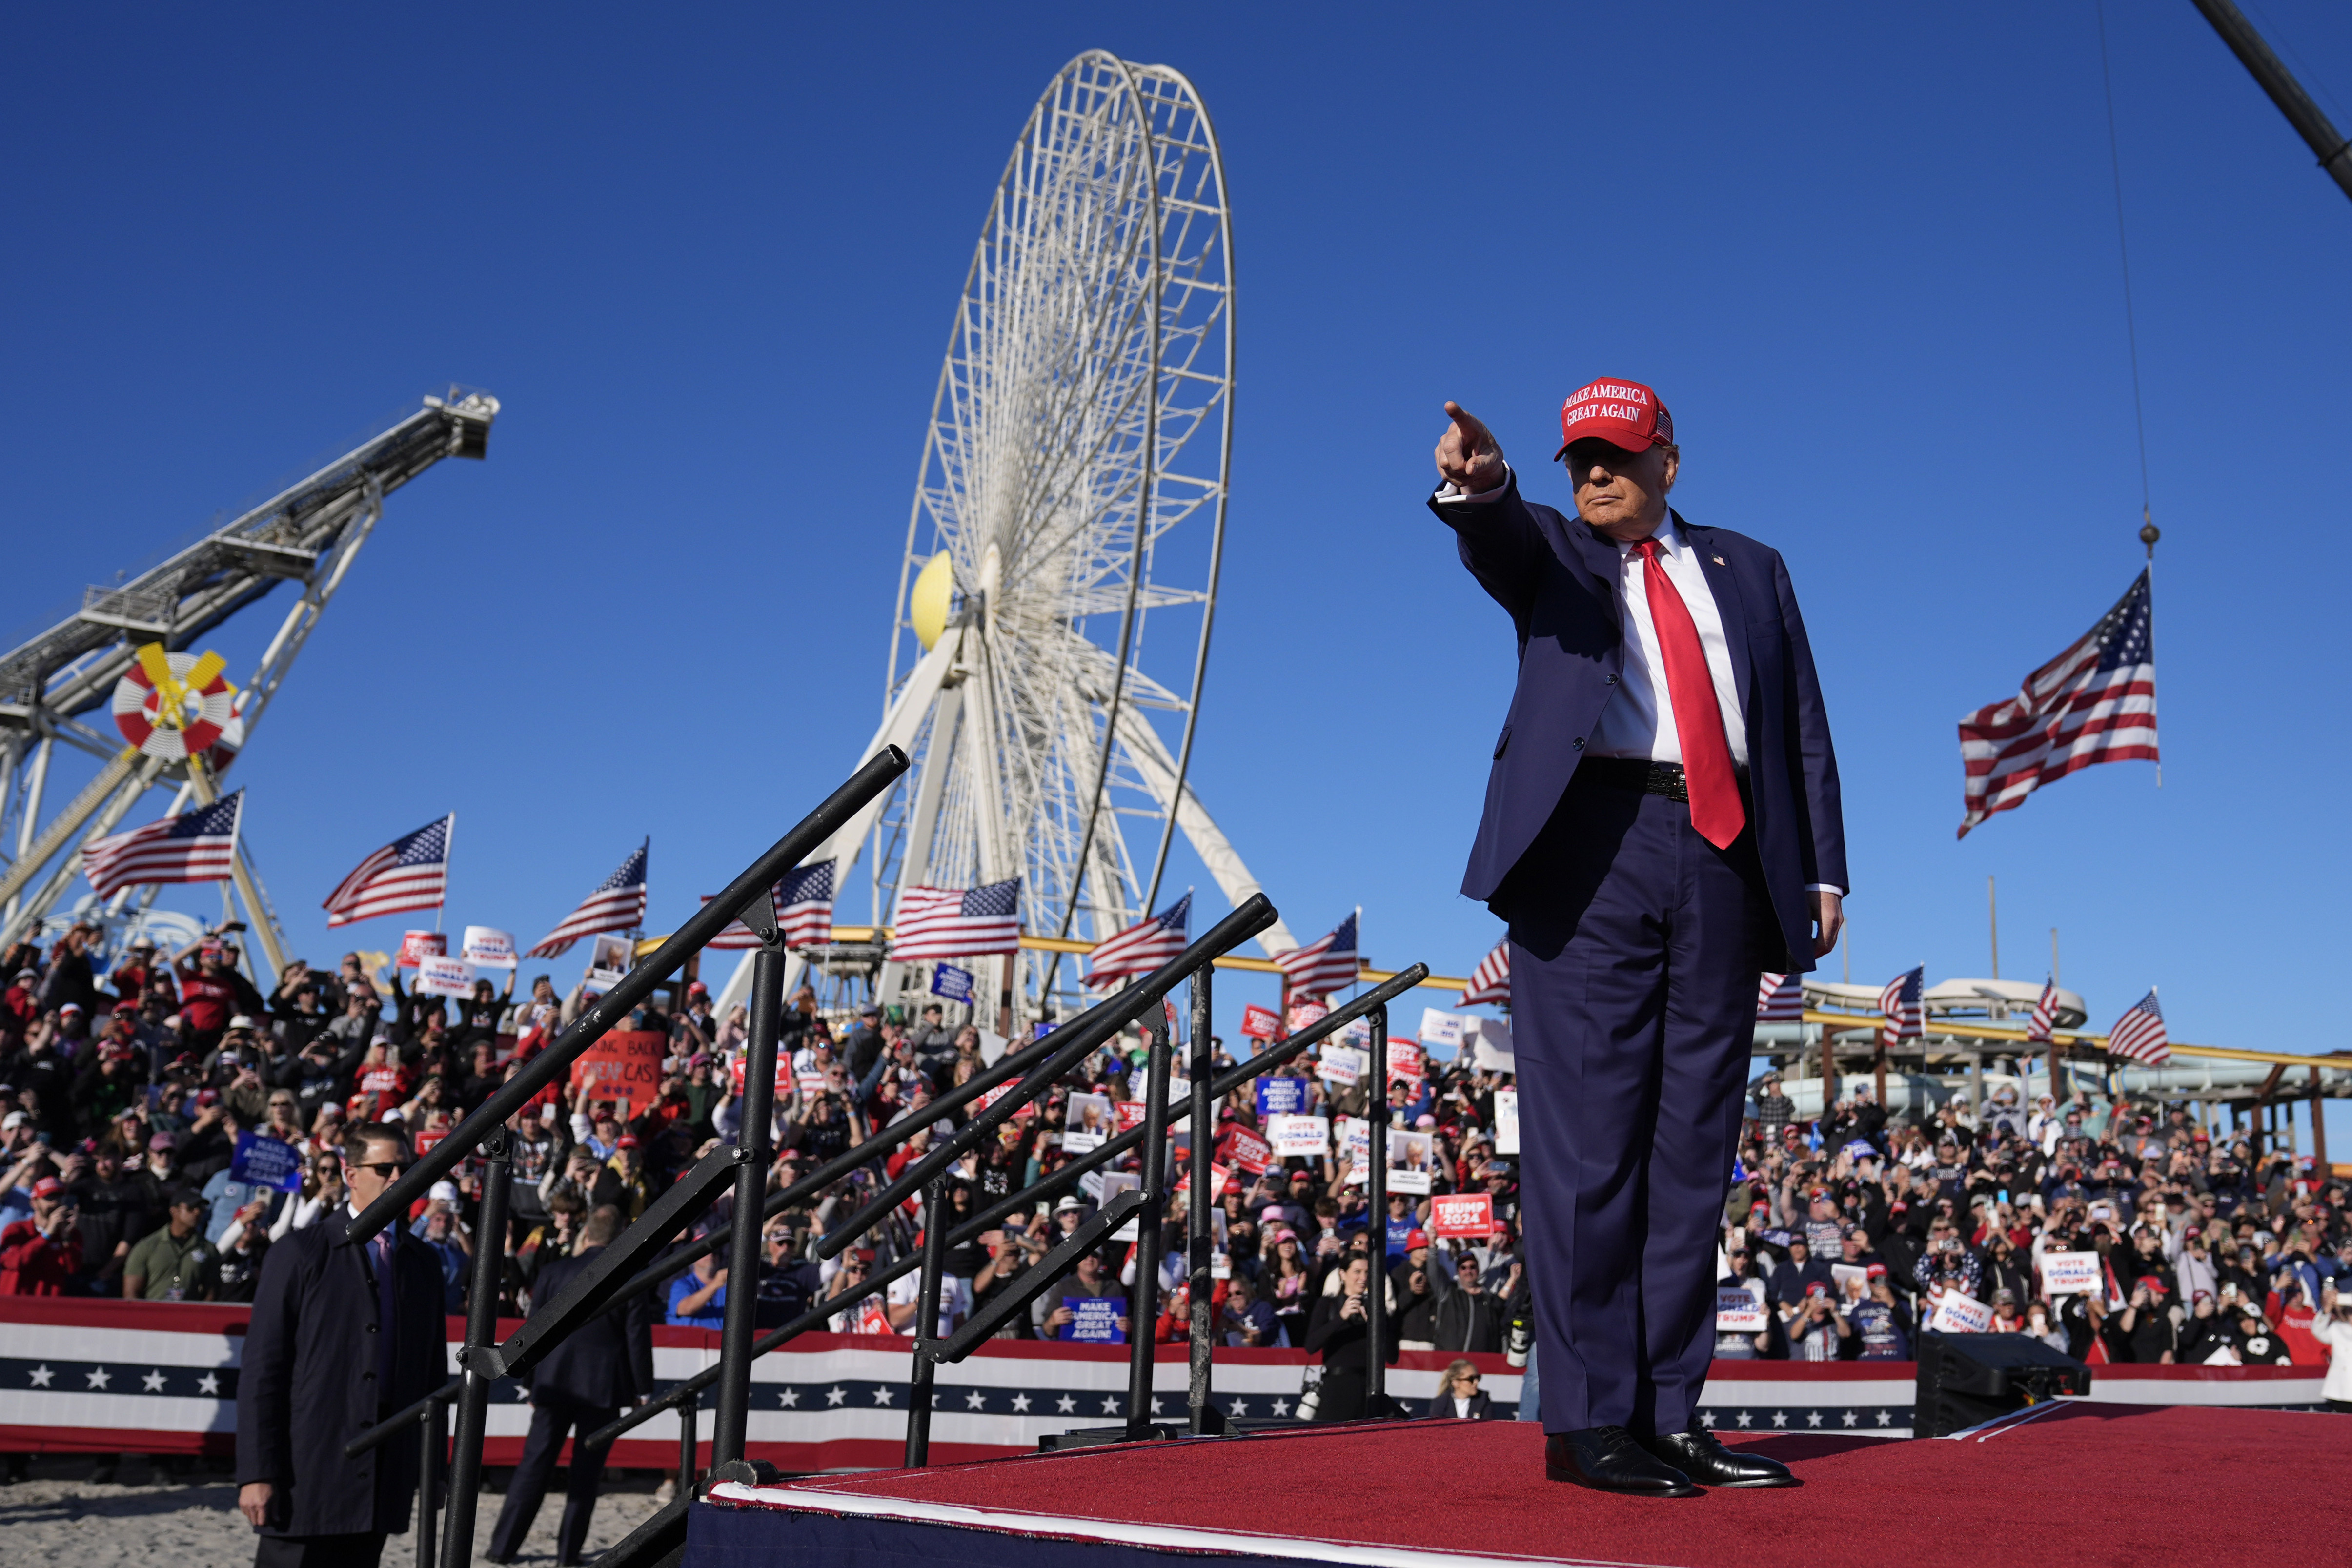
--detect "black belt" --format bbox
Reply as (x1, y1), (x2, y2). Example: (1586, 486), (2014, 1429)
(1578, 756), (1690, 803)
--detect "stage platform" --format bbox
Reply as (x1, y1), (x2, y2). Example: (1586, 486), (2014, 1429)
(689, 1403), (2349, 1568)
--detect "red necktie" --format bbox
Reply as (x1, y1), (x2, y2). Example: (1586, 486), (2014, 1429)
(1632, 538), (1745, 849)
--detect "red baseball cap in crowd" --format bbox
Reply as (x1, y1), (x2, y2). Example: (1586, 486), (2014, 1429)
(1804, 1281), (1829, 1298)
(1405, 1229), (1430, 1249)
(616, 1135), (640, 1150)
(32, 1177), (63, 1199)
(1554, 377), (1673, 459)
(1865, 1263), (1887, 1279)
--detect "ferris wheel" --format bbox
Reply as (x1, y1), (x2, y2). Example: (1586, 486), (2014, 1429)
(794, 51), (1297, 1024)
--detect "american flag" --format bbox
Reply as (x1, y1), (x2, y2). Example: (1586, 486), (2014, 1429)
(1460, 941), (1509, 1007)
(889, 877), (1022, 961)
(699, 859), (836, 952)
(2106, 989), (2170, 1066)
(1957, 569), (2158, 838)
(527, 841), (649, 957)
(322, 814), (451, 927)
(1276, 911), (1359, 1000)
(1085, 892), (1191, 985)
(2025, 976), (2060, 1045)
(1878, 966), (1924, 1050)
(1757, 971), (1805, 1022)
(777, 859), (836, 948)
(84, 792), (243, 898)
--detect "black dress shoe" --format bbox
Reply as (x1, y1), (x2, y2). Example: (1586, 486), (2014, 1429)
(1639, 1421), (1799, 1488)
(1544, 1427), (1701, 1497)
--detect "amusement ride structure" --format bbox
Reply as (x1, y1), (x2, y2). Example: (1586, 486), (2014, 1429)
(0, 390), (498, 977)
(741, 53), (1293, 1030)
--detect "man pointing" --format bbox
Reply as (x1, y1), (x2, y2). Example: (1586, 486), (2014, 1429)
(1431, 381), (1845, 1495)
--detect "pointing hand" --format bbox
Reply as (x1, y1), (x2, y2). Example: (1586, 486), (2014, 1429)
(1435, 402), (1507, 494)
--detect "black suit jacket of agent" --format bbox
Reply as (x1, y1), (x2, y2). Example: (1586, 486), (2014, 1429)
(236, 1210), (448, 1537)
(1421, 1388), (1497, 1420)
(524, 1245), (656, 1409)
(1430, 472), (1848, 972)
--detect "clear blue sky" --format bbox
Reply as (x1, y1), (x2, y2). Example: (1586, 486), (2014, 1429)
(5, 3), (2349, 1143)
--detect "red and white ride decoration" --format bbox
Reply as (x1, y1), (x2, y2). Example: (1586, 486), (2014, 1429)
(109, 650), (235, 762)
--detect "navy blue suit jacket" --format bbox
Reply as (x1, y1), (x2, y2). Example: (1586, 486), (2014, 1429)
(1430, 471), (1847, 972)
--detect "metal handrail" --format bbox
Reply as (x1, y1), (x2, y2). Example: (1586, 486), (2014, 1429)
(579, 962), (1430, 1455)
(345, 746), (910, 1245)
(372, 751), (907, 1564)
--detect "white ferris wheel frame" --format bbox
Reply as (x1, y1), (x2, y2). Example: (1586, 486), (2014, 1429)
(737, 52), (1296, 1029)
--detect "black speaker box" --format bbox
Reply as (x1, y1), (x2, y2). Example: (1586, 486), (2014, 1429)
(1913, 1331), (2092, 1437)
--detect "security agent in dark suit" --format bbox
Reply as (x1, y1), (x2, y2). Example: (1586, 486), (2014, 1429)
(487, 1204), (655, 1565)
(237, 1122), (447, 1568)
(1430, 383), (1846, 1496)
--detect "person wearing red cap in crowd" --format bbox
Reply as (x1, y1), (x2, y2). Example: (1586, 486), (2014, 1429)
(1431, 382), (1845, 1495)
(0, 1175), (83, 1294)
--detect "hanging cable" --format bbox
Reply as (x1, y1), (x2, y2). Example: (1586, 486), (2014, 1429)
(2095, 0), (2156, 545)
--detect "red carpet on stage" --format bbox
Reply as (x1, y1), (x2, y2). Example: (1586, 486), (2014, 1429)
(699, 1404), (2352, 1568)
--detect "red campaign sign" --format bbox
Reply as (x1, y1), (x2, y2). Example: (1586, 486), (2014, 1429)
(412, 1129), (447, 1157)
(569, 1029), (666, 1117)
(1114, 1100), (1149, 1134)
(729, 1057), (791, 1098)
(1240, 1005), (1281, 1041)
(1286, 999), (1329, 1034)
(976, 1082), (1016, 1111)
(1429, 1192), (1496, 1239)
(1387, 1039), (1425, 1081)
(396, 930), (448, 969)
(1174, 1161), (1232, 1199)
(1220, 1126), (1271, 1174)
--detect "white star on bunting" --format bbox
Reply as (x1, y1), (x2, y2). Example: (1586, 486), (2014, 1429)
(965, 1390), (987, 1410)
(1011, 1393), (1031, 1413)
(1699, 1411), (1716, 1428)
(86, 1368), (111, 1389)
(1734, 1411), (1751, 1428)
(1055, 1395), (1076, 1414)
(1875, 1410), (1892, 1426)
(1229, 1399), (1247, 1417)
(825, 1386), (847, 1406)
(779, 1389), (800, 1407)
(1100, 1395), (1121, 1414)
(197, 1372), (219, 1395)
(872, 1386), (894, 1406)
(29, 1364), (54, 1387)
(1841, 1411), (1857, 1428)
(142, 1369), (167, 1392)
(1806, 1411), (1822, 1428)
(1770, 1411), (1786, 1428)
(1270, 1398), (1290, 1417)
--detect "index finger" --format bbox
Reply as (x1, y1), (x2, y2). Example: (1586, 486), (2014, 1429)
(1441, 401), (1486, 442)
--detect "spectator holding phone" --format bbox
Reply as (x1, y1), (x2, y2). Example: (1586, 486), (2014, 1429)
(0, 1175), (82, 1294)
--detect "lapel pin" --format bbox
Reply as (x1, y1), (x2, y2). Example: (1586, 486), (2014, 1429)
(1711, 554), (1726, 566)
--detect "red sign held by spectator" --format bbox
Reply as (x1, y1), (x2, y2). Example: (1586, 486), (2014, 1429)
(1219, 1125), (1271, 1174)
(1113, 1100), (1149, 1134)
(1239, 1004), (1281, 1041)
(569, 1029), (665, 1117)
(1428, 1192), (1495, 1239)
(1386, 1039), (1425, 1082)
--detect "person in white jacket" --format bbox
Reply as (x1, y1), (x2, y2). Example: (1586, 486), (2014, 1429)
(2314, 1281), (2352, 1413)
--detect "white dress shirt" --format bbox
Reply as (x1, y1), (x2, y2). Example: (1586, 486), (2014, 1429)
(1440, 464), (1842, 897)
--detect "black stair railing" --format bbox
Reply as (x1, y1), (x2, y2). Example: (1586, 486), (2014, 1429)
(584, 961), (1427, 1467)
(336, 746), (909, 1568)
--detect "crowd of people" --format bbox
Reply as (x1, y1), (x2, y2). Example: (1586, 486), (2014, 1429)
(5, 915), (2351, 1462)
(1722, 1069), (2352, 1383)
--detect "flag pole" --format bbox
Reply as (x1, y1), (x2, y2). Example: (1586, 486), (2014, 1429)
(438, 812), (455, 933)
(2142, 517), (2161, 788)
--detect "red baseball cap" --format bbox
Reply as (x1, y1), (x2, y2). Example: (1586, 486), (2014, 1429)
(1404, 1229), (1430, 1249)
(1555, 378), (1673, 459)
